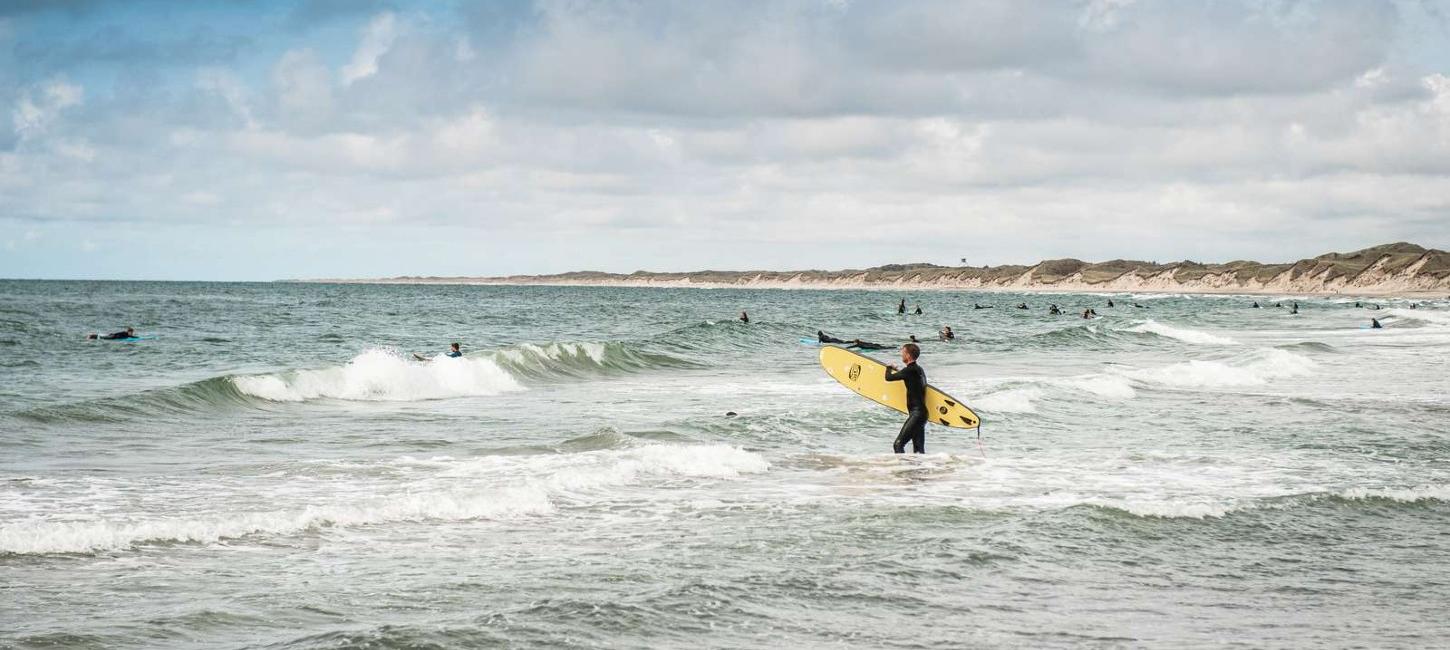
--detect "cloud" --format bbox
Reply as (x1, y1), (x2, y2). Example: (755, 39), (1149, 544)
(12, 79), (82, 139)
(0, 0), (1448, 280)
(340, 12), (397, 85)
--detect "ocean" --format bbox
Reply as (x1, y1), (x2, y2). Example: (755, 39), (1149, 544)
(2, 281), (1448, 648)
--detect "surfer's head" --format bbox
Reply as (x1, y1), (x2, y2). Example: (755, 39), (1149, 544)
(901, 342), (920, 363)
(450, 343), (460, 352)
(126, 327), (135, 335)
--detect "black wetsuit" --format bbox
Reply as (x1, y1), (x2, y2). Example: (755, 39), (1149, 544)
(886, 362), (927, 454)
(100, 330), (133, 340)
(849, 341), (891, 351)
(818, 331), (847, 344)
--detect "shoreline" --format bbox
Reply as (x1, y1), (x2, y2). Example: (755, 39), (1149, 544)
(294, 242), (1450, 300)
(300, 276), (1446, 299)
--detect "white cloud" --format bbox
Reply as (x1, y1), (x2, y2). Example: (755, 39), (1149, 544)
(341, 12), (398, 85)
(12, 79), (83, 139)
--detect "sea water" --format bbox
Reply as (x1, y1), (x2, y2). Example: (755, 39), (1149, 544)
(2, 281), (1448, 648)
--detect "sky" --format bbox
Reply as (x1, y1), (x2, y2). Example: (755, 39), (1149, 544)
(2, 0), (1450, 281)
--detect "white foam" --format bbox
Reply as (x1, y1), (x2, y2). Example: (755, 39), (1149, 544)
(0, 486), (553, 555)
(1105, 499), (1236, 519)
(974, 387), (1041, 413)
(232, 348), (524, 402)
(1126, 319), (1238, 345)
(0, 444), (769, 555)
(1338, 485), (1450, 503)
(1124, 348), (1314, 388)
(1054, 374), (1138, 399)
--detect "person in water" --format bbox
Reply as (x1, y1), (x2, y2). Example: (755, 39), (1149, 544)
(1290, 302), (1299, 315)
(817, 330), (847, 344)
(740, 311), (750, 323)
(88, 327), (135, 340)
(1107, 299), (1115, 308)
(914, 305), (923, 315)
(939, 326), (955, 341)
(1252, 301), (1261, 308)
(897, 299), (907, 315)
(909, 335), (920, 344)
(415, 343), (463, 361)
(1371, 318), (1383, 329)
(847, 339), (892, 350)
(1048, 304), (1062, 315)
(885, 342), (927, 454)
(1016, 303), (1029, 310)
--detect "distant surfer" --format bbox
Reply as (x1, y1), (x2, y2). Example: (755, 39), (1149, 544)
(1290, 302), (1299, 315)
(914, 304), (923, 315)
(1371, 318), (1383, 329)
(413, 343), (463, 361)
(740, 311), (750, 323)
(939, 326), (955, 341)
(1016, 303), (1029, 310)
(1252, 301), (1261, 308)
(87, 327), (135, 340)
(885, 343), (927, 454)
(847, 339), (891, 351)
(817, 330), (847, 344)
(974, 303), (993, 310)
(909, 335), (920, 344)
(1107, 299), (1115, 308)
(1048, 304), (1062, 315)
(898, 299), (906, 315)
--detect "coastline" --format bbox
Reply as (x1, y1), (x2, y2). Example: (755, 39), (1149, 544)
(301, 276), (1446, 299)
(298, 241), (1450, 300)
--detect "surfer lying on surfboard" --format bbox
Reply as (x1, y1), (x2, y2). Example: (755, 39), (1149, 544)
(87, 327), (136, 340)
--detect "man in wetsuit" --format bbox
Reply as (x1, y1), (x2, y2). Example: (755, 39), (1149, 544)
(898, 299), (907, 314)
(847, 339), (891, 350)
(914, 305), (923, 315)
(88, 327), (135, 340)
(445, 342), (463, 358)
(885, 342), (927, 454)
(740, 311), (750, 323)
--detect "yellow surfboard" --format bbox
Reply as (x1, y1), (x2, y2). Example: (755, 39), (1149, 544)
(819, 345), (981, 429)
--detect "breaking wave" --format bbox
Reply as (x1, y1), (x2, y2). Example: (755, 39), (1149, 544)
(1125, 320), (1238, 345)
(0, 443), (769, 555)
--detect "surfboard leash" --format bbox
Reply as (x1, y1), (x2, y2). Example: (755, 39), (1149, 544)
(975, 422), (987, 458)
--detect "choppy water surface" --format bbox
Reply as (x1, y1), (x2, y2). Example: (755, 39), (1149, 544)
(3, 281), (1449, 648)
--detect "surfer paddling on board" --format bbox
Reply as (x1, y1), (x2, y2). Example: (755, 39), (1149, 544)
(414, 343), (463, 361)
(885, 342), (928, 454)
(87, 327), (135, 340)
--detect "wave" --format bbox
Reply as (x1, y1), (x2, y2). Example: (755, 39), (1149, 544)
(1125, 319), (1237, 345)
(15, 376), (266, 424)
(233, 348), (525, 402)
(1384, 308), (1450, 328)
(1121, 348), (1314, 389)
(487, 341), (696, 381)
(973, 387), (1042, 413)
(0, 443), (769, 555)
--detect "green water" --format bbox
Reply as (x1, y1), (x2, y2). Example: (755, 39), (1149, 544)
(2, 281), (1449, 648)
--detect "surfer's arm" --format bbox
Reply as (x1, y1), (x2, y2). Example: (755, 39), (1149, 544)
(884, 367), (903, 381)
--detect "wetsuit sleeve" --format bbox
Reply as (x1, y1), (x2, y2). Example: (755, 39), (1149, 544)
(885, 367), (904, 382)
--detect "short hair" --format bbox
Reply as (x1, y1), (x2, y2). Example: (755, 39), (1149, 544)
(451, 342), (460, 348)
(902, 342), (921, 360)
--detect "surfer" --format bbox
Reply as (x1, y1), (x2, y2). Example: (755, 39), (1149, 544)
(885, 343), (927, 454)
(817, 330), (847, 344)
(87, 327), (135, 340)
(740, 311), (750, 323)
(1016, 303), (1029, 310)
(847, 339), (892, 351)
(939, 326), (955, 341)
(1371, 318), (1383, 329)
(898, 299), (906, 315)
(1107, 299), (1115, 308)
(909, 335), (920, 343)
(973, 303), (993, 310)
(1290, 302), (1299, 315)
(1252, 301), (1261, 308)
(1048, 304), (1062, 315)
(914, 305), (923, 315)
(414, 343), (463, 361)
